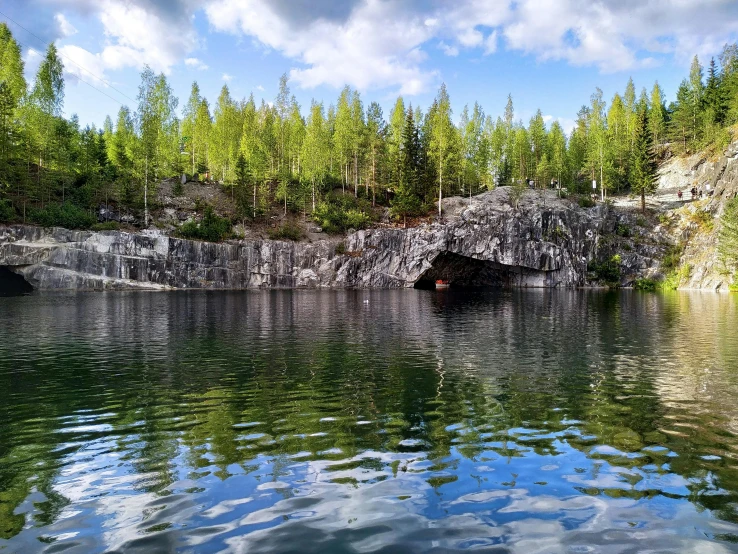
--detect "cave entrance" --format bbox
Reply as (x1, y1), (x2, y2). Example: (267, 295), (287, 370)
(0, 266), (33, 296)
(413, 252), (550, 289)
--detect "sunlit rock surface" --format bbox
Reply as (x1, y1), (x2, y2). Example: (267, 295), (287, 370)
(0, 188), (645, 291)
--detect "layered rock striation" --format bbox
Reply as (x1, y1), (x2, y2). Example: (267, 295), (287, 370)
(0, 188), (642, 292)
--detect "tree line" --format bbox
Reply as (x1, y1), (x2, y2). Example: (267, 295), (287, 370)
(1, 21), (738, 229)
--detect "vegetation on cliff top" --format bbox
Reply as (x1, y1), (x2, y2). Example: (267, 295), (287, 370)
(1, 22), (737, 235)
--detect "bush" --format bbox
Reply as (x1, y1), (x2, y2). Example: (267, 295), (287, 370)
(589, 254), (622, 285)
(178, 206), (232, 242)
(313, 193), (376, 234)
(92, 221), (121, 231)
(661, 243), (684, 272)
(0, 199), (15, 223)
(634, 278), (657, 291)
(267, 221), (304, 241)
(577, 195), (596, 208)
(616, 223), (631, 237)
(30, 203), (96, 229)
(690, 209), (714, 231)
(661, 264), (692, 290)
(335, 241), (346, 255)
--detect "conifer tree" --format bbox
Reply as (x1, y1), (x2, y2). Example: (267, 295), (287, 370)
(630, 109), (658, 212)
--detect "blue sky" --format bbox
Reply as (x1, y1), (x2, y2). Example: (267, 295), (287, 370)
(3, 0), (738, 132)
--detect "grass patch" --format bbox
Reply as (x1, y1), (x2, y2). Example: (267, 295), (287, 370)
(92, 221), (121, 231)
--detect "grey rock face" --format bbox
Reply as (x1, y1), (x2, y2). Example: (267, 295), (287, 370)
(0, 188), (625, 291)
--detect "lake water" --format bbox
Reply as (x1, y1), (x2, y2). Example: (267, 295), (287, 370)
(1, 290), (738, 553)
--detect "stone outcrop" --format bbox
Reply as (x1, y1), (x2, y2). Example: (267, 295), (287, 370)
(655, 140), (738, 291)
(1, 188), (633, 292)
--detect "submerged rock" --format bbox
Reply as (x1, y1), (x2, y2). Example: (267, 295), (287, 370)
(0, 188), (652, 291)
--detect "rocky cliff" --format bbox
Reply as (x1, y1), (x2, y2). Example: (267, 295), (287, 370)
(654, 140), (738, 291)
(1, 188), (651, 292)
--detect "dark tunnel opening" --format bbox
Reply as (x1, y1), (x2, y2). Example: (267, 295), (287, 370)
(413, 252), (550, 289)
(0, 266), (34, 297)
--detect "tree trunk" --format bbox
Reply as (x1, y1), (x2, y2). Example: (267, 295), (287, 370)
(641, 189), (646, 213)
(144, 155), (149, 227)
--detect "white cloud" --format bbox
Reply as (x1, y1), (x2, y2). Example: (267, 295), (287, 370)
(222, 73), (233, 82)
(203, 0), (738, 93)
(44, 0), (199, 84)
(55, 13), (77, 37)
(185, 57), (209, 70)
(256, 85), (265, 91)
(439, 42), (460, 57)
(58, 44), (109, 86)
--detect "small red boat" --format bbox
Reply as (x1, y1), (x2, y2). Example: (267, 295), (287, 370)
(435, 280), (450, 289)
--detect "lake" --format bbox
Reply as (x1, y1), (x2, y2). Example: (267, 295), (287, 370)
(1, 290), (738, 553)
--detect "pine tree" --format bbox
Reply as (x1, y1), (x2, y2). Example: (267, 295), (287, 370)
(630, 109), (658, 213)
(649, 82), (666, 147)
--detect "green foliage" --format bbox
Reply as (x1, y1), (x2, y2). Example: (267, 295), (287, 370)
(690, 208), (714, 231)
(661, 264), (692, 290)
(661, 243), (684, 272)
(334, 241), (346, 255)
(616, 223), (631, 237)
(719, 198), (738, 267)
(30, 203), (95, 229)
(577, 195), (596, 208)
(590, 254), (622, 285)
(634, 278), (657, 291)
(313, 193), (375, 234)
(267, 221), (304, 241)
(178, 206), (232, 242)
(0, 199), (15, 222)
(91, 221), (120, 231)
(729, 274), (738, 292)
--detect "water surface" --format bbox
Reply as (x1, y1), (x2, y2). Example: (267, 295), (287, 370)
(1, 290), (738, 553)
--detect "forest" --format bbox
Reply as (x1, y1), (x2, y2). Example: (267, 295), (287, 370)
(1, 21), (738, 234)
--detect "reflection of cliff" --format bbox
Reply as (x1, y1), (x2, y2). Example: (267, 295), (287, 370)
(2, 290), (738, 547)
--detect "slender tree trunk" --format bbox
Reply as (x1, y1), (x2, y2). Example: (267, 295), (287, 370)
(144, 155), (149, 227)
(438, 160), (443, 217)
(641, 189), (646, 213)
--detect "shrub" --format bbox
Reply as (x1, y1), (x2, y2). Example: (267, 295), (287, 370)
(30, 203), (96, 229)
(616, 223), (631, 237)
(178, 206), (232, 242)
(578, 195), (596, 208)
(313, 193), (376, 234)
(268, 221), (304, 241)
(661, 264), (692, 290)
(690, 209), (714, 231)
(636, 216), (648, 227)
(661, 243), (684, 272)
(335, 241), (346, 255)
(589, 254), (622, 285)
(634, 278), (657, 291)
(0, 199), (15, 223)
(92, 221), (121, 231)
